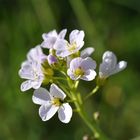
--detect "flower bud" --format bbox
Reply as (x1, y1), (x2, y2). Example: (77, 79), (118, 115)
(47, 54), (58, 65)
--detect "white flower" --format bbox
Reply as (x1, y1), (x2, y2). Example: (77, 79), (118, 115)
(99, 51), (127, 78)
(81, 47), (94, 58)
(54, 29), (85, 57)
(19, 61), (44, 92)
(27, 45), (47, 63)
(19, 46), (47, 92)
(32, 84), (73, 123)
(67, 57), (96, 81)
(41, 29), (67, 49)
(66, 47), (95, 67)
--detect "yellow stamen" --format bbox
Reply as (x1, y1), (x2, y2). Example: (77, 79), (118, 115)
(67, 42), (77, 52)
(52, 98), (61, 106)
(74, 67), (84, 77)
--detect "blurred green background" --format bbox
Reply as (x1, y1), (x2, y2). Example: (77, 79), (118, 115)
(0, 0), (140, 140)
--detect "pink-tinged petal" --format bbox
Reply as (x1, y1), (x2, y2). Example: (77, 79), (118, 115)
(50, 84), (66, 100)
(20, 80), (33, 92)
(58, 103), (72, 123)
(81, 47), (94, 58)
(81, 69), (96, 81)
(32, 87), (51, 105)
(58, 29), (67, 39)
(39, 104), (59, 121)
(81, 57), (96, 71)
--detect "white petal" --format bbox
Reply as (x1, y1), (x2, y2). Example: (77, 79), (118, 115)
(54, 39), (67, 50)
(81, 57), (96, 70)
(42, 30), (57, 40)
(41, 37), (57, 49)
(58, 103), (72, 123)
(27, 45), (43, 62)
(81, 47), (94, 58)
(69, 30), (85, 47)
(81, 69), (96, 81)
(39, 104), (59, 121)
(69, 30), (78, 43)
(99, 51), (118, 78)
(102, 51), (117, 68)
(20, 80), (33, 92)
(99, 62), (113, 78)
(19, 69), (28, 79)
(56, 49), (72, 57)
(58, 29), (67, 39)
(70, 57), (83, 70)
(32, 81), (42, 89)
(31, 74), (44, 89)
(67, 69), (79, 80)
(54, 39), (70, 57)
(111, 61), (127, 75)
(32, 87), (51, 105)
(19, 61), (34, 79)
(50, 84), (66, 100)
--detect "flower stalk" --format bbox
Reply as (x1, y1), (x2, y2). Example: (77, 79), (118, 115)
(85, 85), (100, 100)
(19, 29), (127, 139)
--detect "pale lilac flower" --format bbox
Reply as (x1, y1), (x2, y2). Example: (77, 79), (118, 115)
(67, 57), (96, 81)
(27, 45), (47, 63)
(99, 51), (127, 78)
(47, 54), (58, 65)
(19, 46), (47, 91)
(81, 47), (94, 58)
(54, 30), (85, 57)
(41, 29), (67, 49)
(32, 84), (72, 123)
(19, 61), (44, 92)
(66, 47), (95, 67)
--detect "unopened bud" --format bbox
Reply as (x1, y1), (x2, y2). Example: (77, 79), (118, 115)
(48, 54), (57, 65)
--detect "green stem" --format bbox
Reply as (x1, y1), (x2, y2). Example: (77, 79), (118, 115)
(63, 76), (109, 139)
(85, 86), (99, 100)
(53, 77), (67, 81)
(69, 80), (108, 139)
(73, 97), (109, 140)
(74, 80), (79, 89)
(74, 100), (100, 138)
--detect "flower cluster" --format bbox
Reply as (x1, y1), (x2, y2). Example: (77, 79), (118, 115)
(19, 29), (127, 124)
